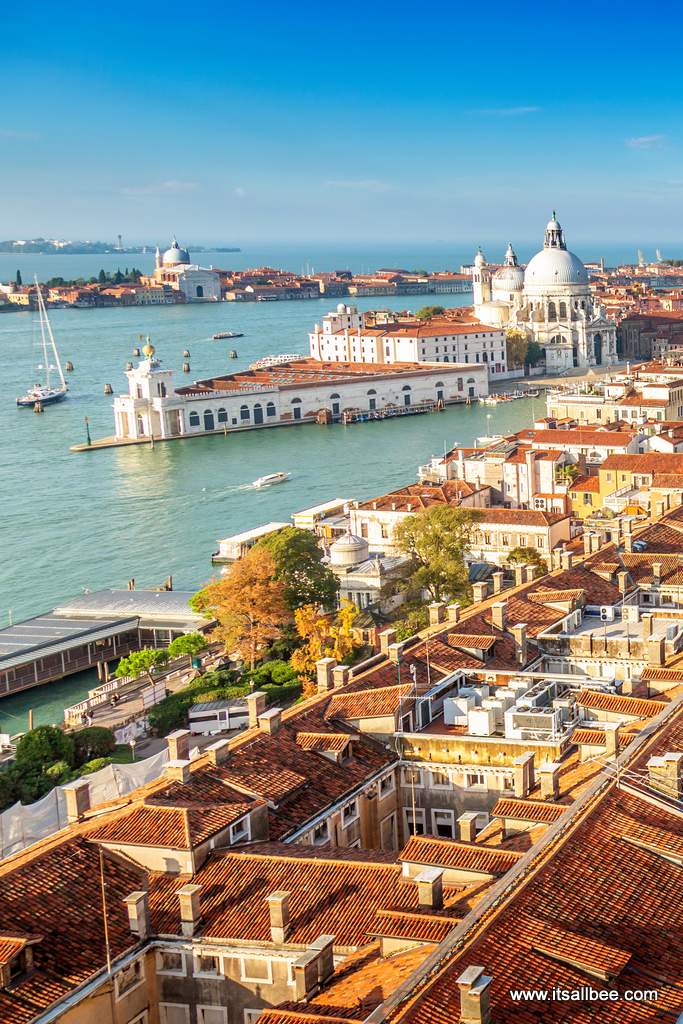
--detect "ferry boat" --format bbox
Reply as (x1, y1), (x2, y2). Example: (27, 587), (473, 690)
(212, 331), (244, 340)
(252, 472), (291, 488)
(16, 278), (68, 407)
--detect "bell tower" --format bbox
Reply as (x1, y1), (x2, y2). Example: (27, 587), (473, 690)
(472, 248), (491, 306)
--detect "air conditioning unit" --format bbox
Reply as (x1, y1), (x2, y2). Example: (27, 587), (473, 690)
(468, 707), (496, 736)
(444, 696), (474, 726)
(507, 707), (561, 738)
(600, 606), (615, 622)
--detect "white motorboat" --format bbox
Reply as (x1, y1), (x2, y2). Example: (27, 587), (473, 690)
(252, 472), (291, 488)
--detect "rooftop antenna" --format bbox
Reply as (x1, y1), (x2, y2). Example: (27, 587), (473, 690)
(117, 234), (123, 251)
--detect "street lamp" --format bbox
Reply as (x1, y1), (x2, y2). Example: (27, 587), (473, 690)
(129, 738), (137, 763)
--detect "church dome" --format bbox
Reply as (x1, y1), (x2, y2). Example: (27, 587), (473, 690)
(493, 265), (524, 291)
(524, 248), (588, 288)
(473, 248), (487, 269)
(162, 237), (191, 266)
(330, 532), (369, 567)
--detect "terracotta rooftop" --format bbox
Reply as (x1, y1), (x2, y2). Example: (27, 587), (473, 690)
(368, 909), (457, 944)
(569, 475), (601, 492)
(295, 731), (351, 753)
(87, 796), (254, 849)
(577, 689), (668, 719)
(400, 835), (523, 876)
(324, 684), (413, 722)
(357, 480), (483, 512)
(490, 798), (567, 824)
(447, 634), (498, 651)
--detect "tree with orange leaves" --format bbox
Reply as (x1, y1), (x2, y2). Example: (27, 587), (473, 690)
(192, 547), (290, 670)
(290, 600), (358, 694)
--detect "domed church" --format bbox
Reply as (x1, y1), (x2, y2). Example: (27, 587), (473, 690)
(472, 214), (617, 372)
(148, 236), (222, 302)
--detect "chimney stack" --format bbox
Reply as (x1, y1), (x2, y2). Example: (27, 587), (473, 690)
(641, 612), (654, 639)
(178, 884), (202, 937)
(316, 657), (337, 693)
(624, 533), (634, 553)
(647, 635), (665, 667)
(428, 602), (446, 626)
(491, 601), (507, 632)
(332, 664), (350, 688)
(266, 890), (292, 942)
(246, 690), (268, 728)
(63, 779), (90, 823)
(492, 571), (505, 595)
(510, 623), (528, 666)
(166, 729), (191, 762)
(446, 603), (461, 624)
(415, 867), (444, 910)
(590, 532), (601, 554)
(539, 761), (561, 801)
(472, 582), (488, 603)
(258, 708), (282, 735)
(379, 628), (397, 655)
(652, 562), (662, 586)
(164, 759), (191, 784)
(647, 752), (683, 800)
(124, 891), (151, 941)
(583, 532), (595, 556)
(617, 571), (629, 595)
(604, 723), (620, 757)
(307, 934), (335, 985)
(457, 965), (493, 1024)
(561, 550), (574, 571)
(512, 564), (526, 587)
(513, 752), (535, 798)
(388, 641), (407, 664)
(205, 738), (231, 766)
(457, 812), (478, 843)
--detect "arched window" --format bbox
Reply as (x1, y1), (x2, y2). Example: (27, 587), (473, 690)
(444, 355), (449, 361)
(240, 404), (250, 421)
(158, 382), (167, 398)
(401, 384), (411, 391)
(467, 377), (476, 383)
(559, 301), (567, 318)
(291, 397), (302, 420)
(217, 407), (228, 423)
(203, 409), (215, 431)
(189, 410), (200, 427)
(402, 384), (411, 407)
(196, 284), (204, 298)
(547, 301), (557, 321)
(330, 391), (341, 416)
(367, 387), (377, 412)
(253, 402), (264, 424)
(266, 401), (276, 417)
(435, 380), (445, 401)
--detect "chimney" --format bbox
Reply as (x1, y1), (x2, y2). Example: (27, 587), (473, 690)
(512, 564), (525, 587)
(492, 571), (505, 595)
(124, 891), (151, 941)
(457, 811), (478, 843)
(513, 752), (535, 798)
(63, 779), (90, 823)
(491, 601), (507, 632)
(604, 723), (620, 757)
(472, 582), (488, 603)
(428, 602), (446, 626)
(178, 884), (202, 937)
(205, 738), (231, 766)
(308, 934), (335, 985)
(293, 949), (320, 1000)
(617, 571), (629, 594)
(622, 517), (633, 537)
(415, 867), (444, 910)
(647, 635), (665, 667)
(316, 656), (337, 693)
(457, 965), (493, 1024)
(266, 890), (292, 942)
(446, 603), (461, 623)
(647, 752), (683, 800)
(590, 533), (601, 554)
(624, 533), (634, 553)
(388, 641), (407, 664)
(510, 623), (528, 666)
(652, 562), (662, 586)
(258, 708), (282, 735)
(539, 761), (561, 800)
(246, 690), (268, 728)
(526, 564), (540, 582)
(583, 532), (594, 556)
(164, 759), (191, 784)
(379, 627), (397, 655)
(641, 612), (654, 638)
(166, 729), (191, 762)
(332, 664), (350, 688)
(560, 550), (574, 571)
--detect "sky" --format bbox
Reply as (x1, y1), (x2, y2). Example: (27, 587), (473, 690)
(3, 0), (683, 245)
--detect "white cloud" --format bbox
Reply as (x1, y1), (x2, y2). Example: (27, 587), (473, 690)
(120, 180), (199, 196)
(325, 179), (391, 192)
(470, 106), (541, 116)
(626, 134), (666, 149)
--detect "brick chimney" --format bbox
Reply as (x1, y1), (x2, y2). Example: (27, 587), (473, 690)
(164, 759), (191, 784)
(617, 571), (629, 594)
(457, 965), (492, 1024)
(513, 752), (535, 798)
(166, 729), (191, 761)
(472, 582), (488, 603)
(491, 571), (505, 595)
(510, 623), (528, 666)
(429, 602), (446, 626)
(266, 890), (292, 942)
(332, 664), (350, 688)
(512, 564), (525, 587)
(178, 884), (202, 937)
(246, 690), (268, 728)
(63, 779), (90, 823)
(583, 532), (595, 555)
(491, 601), (507, 632)
(560, 550), (573, 571)
(316, 656), (337, 693)
(415, 867), (444, 910)
(124, 891), (151, 940)
(388, 641), (407, 664)
(379, 627), (397, 655)
(652, 562), (662, 586)
(205, 738), (231, 766)
(641, 612), (654, 639)
(258, 708), (282, 735)
(647, 635), (665, 667)
(647, 752), (683, 800)
(539, 761), (561, 800)
(624, 533), (634, 553)
(604, 723), (620, 757)
(446, 603), (461, 623)
(457, 811), (478, 843)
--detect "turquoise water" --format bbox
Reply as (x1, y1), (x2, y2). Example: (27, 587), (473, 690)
(0, 289), (541, 731)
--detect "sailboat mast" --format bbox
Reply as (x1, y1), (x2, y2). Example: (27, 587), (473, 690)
(34, 275), (66, 389)
(34, 276), (51, 388)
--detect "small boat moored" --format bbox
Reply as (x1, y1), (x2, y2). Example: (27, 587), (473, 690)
(213, 331), (244, 340)
(252, 472), (291, 488)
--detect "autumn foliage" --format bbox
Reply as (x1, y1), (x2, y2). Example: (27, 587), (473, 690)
(291, 601), (358, 695)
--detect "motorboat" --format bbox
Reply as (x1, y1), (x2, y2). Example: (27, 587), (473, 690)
(213, 331), (244, 340)
(252, 472), (291, 488)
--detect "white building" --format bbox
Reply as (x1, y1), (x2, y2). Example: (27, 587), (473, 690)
(309, 305), (510, 379)
(112, 346), (488, 441)
(472, 215), (618, 371)
(147, 237), (221, 302)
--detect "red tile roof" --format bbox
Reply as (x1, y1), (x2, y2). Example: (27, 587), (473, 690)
(490, 798), (566, 824)
(577, 689), (668, 719)
(296, 731), (351, 753)
(369, 909), (457, 944)
(400, 835), (523, 876)
(325, 684), (413, 722)
(87, 797), (253, 849)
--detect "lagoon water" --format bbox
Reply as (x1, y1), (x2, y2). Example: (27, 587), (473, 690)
(0, 255), (546, 731)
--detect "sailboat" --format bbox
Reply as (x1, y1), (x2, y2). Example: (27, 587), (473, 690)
(16, 277), (69, 407)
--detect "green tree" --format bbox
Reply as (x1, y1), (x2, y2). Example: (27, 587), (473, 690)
(15, 269), (22, 287)
(415, 305), (445, 320)
(394, 505), (482, 603)
(258, 527), (339, 610)
(167, 632), (208, 659)
(507, 546), (548, 576)
(73, 726), (115, 765)
(506, 329), (529, 369)
(115, 647), (169, 685)
(98, 269), (107, 285)
(394, 606), (430, 641)
(526, 340), (543, 366)
(15, 726), (75, 770)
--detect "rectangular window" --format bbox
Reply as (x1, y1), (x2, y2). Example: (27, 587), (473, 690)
(342, 798), (359, 826)
(244, 1012), (263, 1024)
(160, 1007), (191, 1024)
(465, 771), (486, 789)
(401, 766), (423, 788)
(431, 809), (456, 839)
(195, 953), (223, 978)
(404, 807), (426, 835)
(536, 537), (545, 549)
(198, 1009), (228, 1024)
(230, 816), (250, 843)
(429, 768), (450, 789)
(240, 958), (273, 984)
(115, 959), (144, 1000)
(312, 820), (329, 845)
(379, 774), (395, 798)
(157, 950), (186, 976)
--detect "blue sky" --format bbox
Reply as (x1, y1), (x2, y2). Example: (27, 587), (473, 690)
(3, 0), (683, 244)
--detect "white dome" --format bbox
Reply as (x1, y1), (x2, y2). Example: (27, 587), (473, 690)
(493, 264), (524, 291)
(524, 247), (588, 289)
(330, 532), (369, 567)
(162, 238), (191, 266)
(475, 300), (510, 326)
(473, 248), (487, 269)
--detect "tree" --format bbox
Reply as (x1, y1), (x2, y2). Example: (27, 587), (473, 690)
(192, 548), (289, 669)
(526, 340), (543, 366)
(15, 726), (75, 770)
(290, 601), (358, 691)
(73, 726), (115, 765)
(506, 329), (529, 369)
(415, 305), (444, 320)
(15, 269), (22, 287)
(507, 546), (548, 576)
(394, 505), (482, 603)
(116, 647), (169, 685)
(258, 527), (339, 610)
(98, 269), (107, 285)
(167, 632), (208, 659)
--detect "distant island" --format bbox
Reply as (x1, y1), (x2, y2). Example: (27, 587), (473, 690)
(0, 238), (240, 255)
